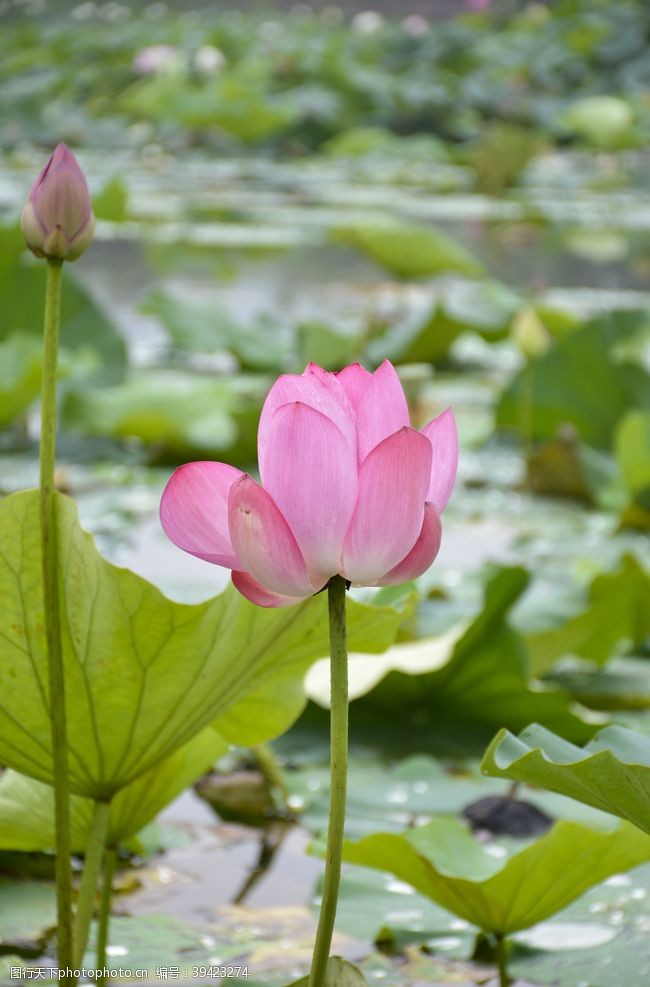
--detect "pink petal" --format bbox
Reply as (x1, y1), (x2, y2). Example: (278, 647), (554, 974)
(258, 368), (355, 476)
(342, 426), (432, 584)
(231, 571), (307, 608)
(377, 503), (442, 585)
(336, 363), (373, 411)
(261, 402), (357, 584)
(356, 360), (410, 462)
(160, 461), (243, 568)
(228, 475), (318, 598)
(421, 407), (458, 512)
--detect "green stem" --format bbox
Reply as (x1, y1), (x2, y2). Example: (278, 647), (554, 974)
(40, 259), (74, 985)
(495, 933), (509, 987)
(73, 799), (111, 970)
(96, 848), (117, 984)
(253, 743), (290, 811)
(308, 575), (348, 987)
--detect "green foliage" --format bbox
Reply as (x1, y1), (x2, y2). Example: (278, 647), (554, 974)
(325, 567), (596, 749)
(497, 311), (650, 449)
(0, 333), (43, 427)
(0, 491), (402, 800)
(333, 219), (485, 279)
(286, 957), (367, 986)
(526, 555), (650, 675)
(0, 227), (126, 384)
(341, 816), (650, 935)
(142, 289), (291, 370)
(560, 96), (635, 148)
(0, 728), (227, 852)
(482, 723), (650, 833)
(61, 370), (266, 461)
(616, 410), (650, 528)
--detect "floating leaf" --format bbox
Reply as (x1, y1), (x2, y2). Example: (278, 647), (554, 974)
(482, 723), (650, 833)
(341, 816), (650, 934)
(62, 370), (267, 460)
(333, 219), (484, 279)
(0, 880), (56, 947)
(93, 177), (128, 222)
(0, 491), (402, 799)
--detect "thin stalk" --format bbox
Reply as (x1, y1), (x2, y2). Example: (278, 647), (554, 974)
(495, 933), (509, 987)
(308, 575), (348, 987)
(73, 799), (111, 970)
(96, 848), (117, 984)
(253, 742), (290, 811)
(40, 258), (73, 984)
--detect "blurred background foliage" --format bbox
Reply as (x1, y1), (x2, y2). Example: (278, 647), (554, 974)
(1, 1), (650, 984)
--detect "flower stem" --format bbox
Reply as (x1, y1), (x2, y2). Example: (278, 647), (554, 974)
(253, 743), (290, 812)
(308, 574), (348, 987)
(495, 933), (510, 987)
(40, 258), (73, 985)
(73, 799), (111, 970)
(96, 848), (117, 985)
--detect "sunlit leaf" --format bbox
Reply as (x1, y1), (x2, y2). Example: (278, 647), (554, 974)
(0, 491), (402, 799)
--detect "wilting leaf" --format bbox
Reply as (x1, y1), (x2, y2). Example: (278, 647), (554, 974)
(333, 218), (484, 279)
(0, 727), (227, 852)
(497, 311), (650, 449)
(482, 723), (650, 833)
(0, 491), (402, 799)
(341, 817), (650, 934)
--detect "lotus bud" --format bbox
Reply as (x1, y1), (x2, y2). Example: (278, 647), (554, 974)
(21, 144), (95, 262)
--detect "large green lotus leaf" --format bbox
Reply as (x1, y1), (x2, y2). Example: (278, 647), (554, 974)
(308, 567), (596, 751)
(497, 311), (650, 449)
(61, 370), (267, 460)
(0, 490), (402, 799)
(526, 555), (650, 675)
(333, 219), (484, 279)
(341, 816), (650, 935)
(0, 227), (126, 385)
(481, 723), (650, 833)
(0, 727), (226, 852)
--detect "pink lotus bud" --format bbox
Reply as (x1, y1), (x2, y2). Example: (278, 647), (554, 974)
(160, 361), (458, 608)
(21, 144), (95, 262)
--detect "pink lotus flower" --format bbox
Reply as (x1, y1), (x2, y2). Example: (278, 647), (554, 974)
(160, 361), (457, 607)
(21, 144), (95, 262)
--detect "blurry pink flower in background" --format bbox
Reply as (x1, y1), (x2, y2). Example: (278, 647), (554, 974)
(161, 361), (457, 608)
(132, 43), (179, 75)
(402, 14), (429, 36)
(21, 143), (94, 261)
(467, 0), (491, 10)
